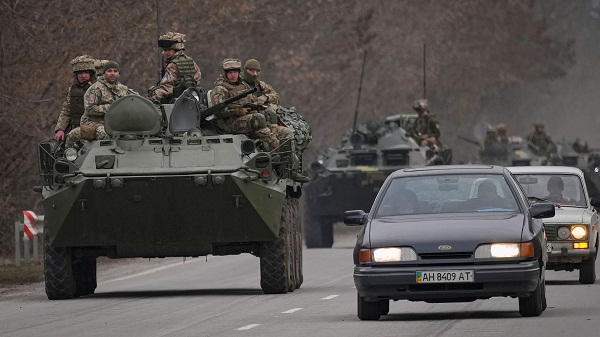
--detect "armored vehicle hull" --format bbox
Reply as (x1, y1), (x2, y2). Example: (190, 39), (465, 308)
(303, 114), (451, 248)
(37, 91), (306, 299)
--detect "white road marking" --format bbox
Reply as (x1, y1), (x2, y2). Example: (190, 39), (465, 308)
(105, 259), (202, 282)
(281, 308), (303, 314)
(321, 295), (339, 300)
(236, 324), (260, 331)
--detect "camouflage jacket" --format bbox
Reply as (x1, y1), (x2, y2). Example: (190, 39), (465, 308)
(81, 76), (129, 125)
(244, 79), (280, 108)
(150, 51), (201, 102)
(413, 116), (441, 139)
(212, 77), (253, 117)
(527, 131), (556, 154)
(54, 79), (93, 132)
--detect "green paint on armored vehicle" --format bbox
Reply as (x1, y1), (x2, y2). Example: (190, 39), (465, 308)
(36, 88), (309, 299)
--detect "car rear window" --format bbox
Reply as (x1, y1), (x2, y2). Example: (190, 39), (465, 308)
(375, 173), (519, 217)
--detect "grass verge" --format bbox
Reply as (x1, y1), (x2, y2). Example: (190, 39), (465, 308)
(0, 262), (44, 286)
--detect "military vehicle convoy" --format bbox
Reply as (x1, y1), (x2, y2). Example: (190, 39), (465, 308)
(303, 114), (452, 248)
(36, 88), (309, 299)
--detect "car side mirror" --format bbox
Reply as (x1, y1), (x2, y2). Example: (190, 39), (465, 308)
(344, 210), (367, 226)
(590, 198), (600, 209)
(530, 202), (555, 219)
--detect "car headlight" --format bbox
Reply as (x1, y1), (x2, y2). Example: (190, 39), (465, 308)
(475, 242), (534, 258)
(360, 247), (417, 263)
(557, 226), (571, 239)
(64, 148), (78, 162)
(571, 226), (587, 240)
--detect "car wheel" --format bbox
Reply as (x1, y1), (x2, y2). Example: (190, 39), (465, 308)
(541, 280), (547, 311)
(379, 300), (390, 315)
(579, 255), (596, 285)
(357, 293), (381, 321)
(518, 277), (543, 317)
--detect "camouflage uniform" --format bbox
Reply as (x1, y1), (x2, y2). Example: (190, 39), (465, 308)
(241, 59), (293, 141)
(481, 128), (508, 164)
(149, 32), (202, 103)
(212, 59), (279, 151)
(54, 55), (96, 139)
(65, 71), (129, 148)
(526, 122), (556, 156)
(411, 98), (442, 148)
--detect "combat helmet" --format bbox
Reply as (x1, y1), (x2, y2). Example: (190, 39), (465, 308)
(496, 123), (506, 131)
(412, 99), (428, 113)
(222, 58), (242, 71)
(70, 55), (96, 74)
(158, 32), (186, 51)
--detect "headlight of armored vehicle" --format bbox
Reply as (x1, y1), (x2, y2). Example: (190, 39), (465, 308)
(64, 148), (78, 162)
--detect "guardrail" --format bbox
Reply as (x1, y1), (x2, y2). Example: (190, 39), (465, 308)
(14, 211), (44, 266)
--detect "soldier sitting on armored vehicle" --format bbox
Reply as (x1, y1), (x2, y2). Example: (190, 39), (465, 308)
(480, 126), (508, 164)
(527, 121), (557, 158)
(411, 99), (442, 150)
(65, 61), (131, 148)
(211, 58), (281, 151)
(53, 55), (97, 148)
(148, 32), (202, 104)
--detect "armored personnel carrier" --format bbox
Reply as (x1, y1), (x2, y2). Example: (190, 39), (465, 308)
(36, 88), (308, 299)
(303, 114), (452, 248)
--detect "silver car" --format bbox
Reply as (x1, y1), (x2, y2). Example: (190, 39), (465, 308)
(508, 166), (600, 284)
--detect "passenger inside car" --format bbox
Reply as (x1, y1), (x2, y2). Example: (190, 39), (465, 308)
(396, 189), (419, 215)
(544, 175), (573, 204)
(468, 180), (509, 210)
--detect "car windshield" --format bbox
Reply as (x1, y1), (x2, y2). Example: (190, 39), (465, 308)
(375, 173), (519, 217)
(513, 173), (587, 207)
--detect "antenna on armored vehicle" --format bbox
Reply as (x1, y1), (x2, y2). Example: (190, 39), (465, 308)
(422, 43), (426, 99)
(352, 50), (367, 132)
(155, 0), (162, 80)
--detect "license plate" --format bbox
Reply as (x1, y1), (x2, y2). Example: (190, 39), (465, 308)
(416, 270), (474, 283)
(546, 243), (553, 253)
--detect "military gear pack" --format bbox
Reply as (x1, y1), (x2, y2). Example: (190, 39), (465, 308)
(170, 55), (198, 98)
(276, 106), (312, 152)
(70, 55), (96, 74)
(158, 31), (186, 50)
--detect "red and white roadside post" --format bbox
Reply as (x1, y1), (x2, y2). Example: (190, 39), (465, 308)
(14, 210), (42, 266)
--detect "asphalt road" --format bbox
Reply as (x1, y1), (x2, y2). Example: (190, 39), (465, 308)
(1, 225), (599, 337)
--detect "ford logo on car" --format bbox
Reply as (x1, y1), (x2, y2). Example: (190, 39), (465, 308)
(438, 245), (452, 251)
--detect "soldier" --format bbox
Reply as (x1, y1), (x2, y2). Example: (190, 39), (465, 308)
(149, 32), (201, 103)
(211, 58), (279, 151)
(526, 121), (556, 156)
(53, 55), (97, 143)
(241, 58), (294, 141)
(496, 123), (509, 144)
(411, 99), (442, 149)
(65, 61), (130, 148)
(481, 126), (508, 164)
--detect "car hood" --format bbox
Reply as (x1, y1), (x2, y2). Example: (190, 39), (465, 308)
(368, 213), (526, 253)
(541, 207), (586, 224)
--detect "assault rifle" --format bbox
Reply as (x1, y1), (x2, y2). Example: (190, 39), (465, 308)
(202, 87), (257, 120)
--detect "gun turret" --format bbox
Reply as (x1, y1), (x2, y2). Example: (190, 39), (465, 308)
(202, 87), (258, 119)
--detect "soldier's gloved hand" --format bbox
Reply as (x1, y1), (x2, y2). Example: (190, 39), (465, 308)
(256, 95), (268, 104)
(147, 86), (157, 98)
(54, 130), (65, 141)
(214, 109), (231, 119)
(263, 109), (278, 125)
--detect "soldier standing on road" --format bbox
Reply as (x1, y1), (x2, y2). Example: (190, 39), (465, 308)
(65, 61), (130, 148)
(411, 99), (442, 150)
(148, 32), (201, 103)
(211, 58), (279, 151)
(241, 59), (293, 141)
(53, 55), (97, 144)
(526, 121), (556, 157)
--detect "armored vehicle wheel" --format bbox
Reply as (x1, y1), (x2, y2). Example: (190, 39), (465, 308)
(260, 197), (294, 294)
(518, 277), (544, 317)
(579, 255), (596, 284)
(292, 198), (304, 289)
(74, 257), (97, 297)
(304, 214), (334, 249)
(44, 223), (76, 300)
(357, 293), (381, 321)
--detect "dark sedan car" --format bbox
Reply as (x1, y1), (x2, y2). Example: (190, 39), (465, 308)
(344, 165), (555, 320)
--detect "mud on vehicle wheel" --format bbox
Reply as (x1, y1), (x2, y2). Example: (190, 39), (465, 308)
(260, 197), (294, 294)
(44, 223), (76, 300)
